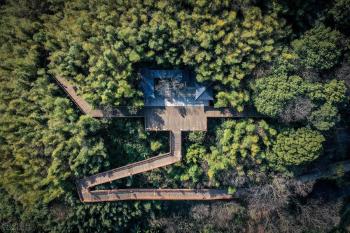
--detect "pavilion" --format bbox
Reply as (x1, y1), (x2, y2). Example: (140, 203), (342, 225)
(140, 68), (213, 107)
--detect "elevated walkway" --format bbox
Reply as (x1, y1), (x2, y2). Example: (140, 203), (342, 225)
(80, 189), (232, 202)
(144, 106), (207, 131)
(54, 76), (232, 202)
(77, 130), (231, 202)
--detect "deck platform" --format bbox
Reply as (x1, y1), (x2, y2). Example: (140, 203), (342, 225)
(144, 106), (207, 131)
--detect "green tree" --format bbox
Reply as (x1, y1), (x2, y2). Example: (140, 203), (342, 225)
(188, 131), (206, 144)
(251, 75), (347, 131)
(251, 75), (306, 117)
(179, 144), (208, 185)
(44, 0), (288, 110)
(308, 103), (339, 131)
(291, 24), (344, 70)
(329, 0), (350, 32)
(265, 128), (325, 171)
(208, 119), (276, 184)
(0, 1), (159, 232)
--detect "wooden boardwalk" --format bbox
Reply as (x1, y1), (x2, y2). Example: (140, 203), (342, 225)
(77, 131), (231, 202)
(79, 189), (233, 202)
(55, 77), (234, 202)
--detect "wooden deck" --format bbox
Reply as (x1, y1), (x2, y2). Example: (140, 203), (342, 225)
(145, 106), (207, 131)
(143, 106), (261, 131)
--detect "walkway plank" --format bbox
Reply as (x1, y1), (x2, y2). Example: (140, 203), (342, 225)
(82, 189), (233, 202)
(144, 106), (207, 131)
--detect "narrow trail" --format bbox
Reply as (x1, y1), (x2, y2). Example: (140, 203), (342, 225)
(298, 160), (350, 183)
(54, 77), (233, 202)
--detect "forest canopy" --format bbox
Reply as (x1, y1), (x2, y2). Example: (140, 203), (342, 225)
(0, 0), (349, 232)
(45, 0), (287, 110)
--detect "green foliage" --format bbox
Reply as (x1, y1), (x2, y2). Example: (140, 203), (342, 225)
(291, 24), (344, 70)
(150, 140), (162, 152)
(188, 131), (206, 143)
(215, 91), (249, 112)
(53, 197), (157, 233)
(265, 128), (325, 171)
(227, 186), (237, 195)
(1, 0), (349, 232)
(178, 144), (208, 185)
(308, 103), (339, 131)
(44, 0), (287, 109)
(329, 0), (350, 32)
(252, 75), (305, 117)
(270, 49), (299, 76)
(279, 0), (331, 34)
(252, 75), (347, 131)
(0, 1), (158, 231)
(0, 188), (23, 230)
(208, 119), (276, 183)
(0, 0), (74, 205)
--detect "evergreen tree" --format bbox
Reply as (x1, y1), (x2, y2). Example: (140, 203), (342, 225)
(265, 128), (325, 171)
(291, 24), (344, 70)
(251, 75), (347, 131)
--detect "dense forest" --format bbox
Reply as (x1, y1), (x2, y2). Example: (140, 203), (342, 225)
(0, 0), (350, 232)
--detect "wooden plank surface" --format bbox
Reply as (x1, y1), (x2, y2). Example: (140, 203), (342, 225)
(145, 106), (207, 131)
(82, 189), (233, 202)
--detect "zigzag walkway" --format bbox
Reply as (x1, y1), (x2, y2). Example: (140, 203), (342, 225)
(54, 77), (232, 202)
(78, 131), (231, 201)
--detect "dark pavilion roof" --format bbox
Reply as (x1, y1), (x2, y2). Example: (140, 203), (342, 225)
(140, 68), (213, 106)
